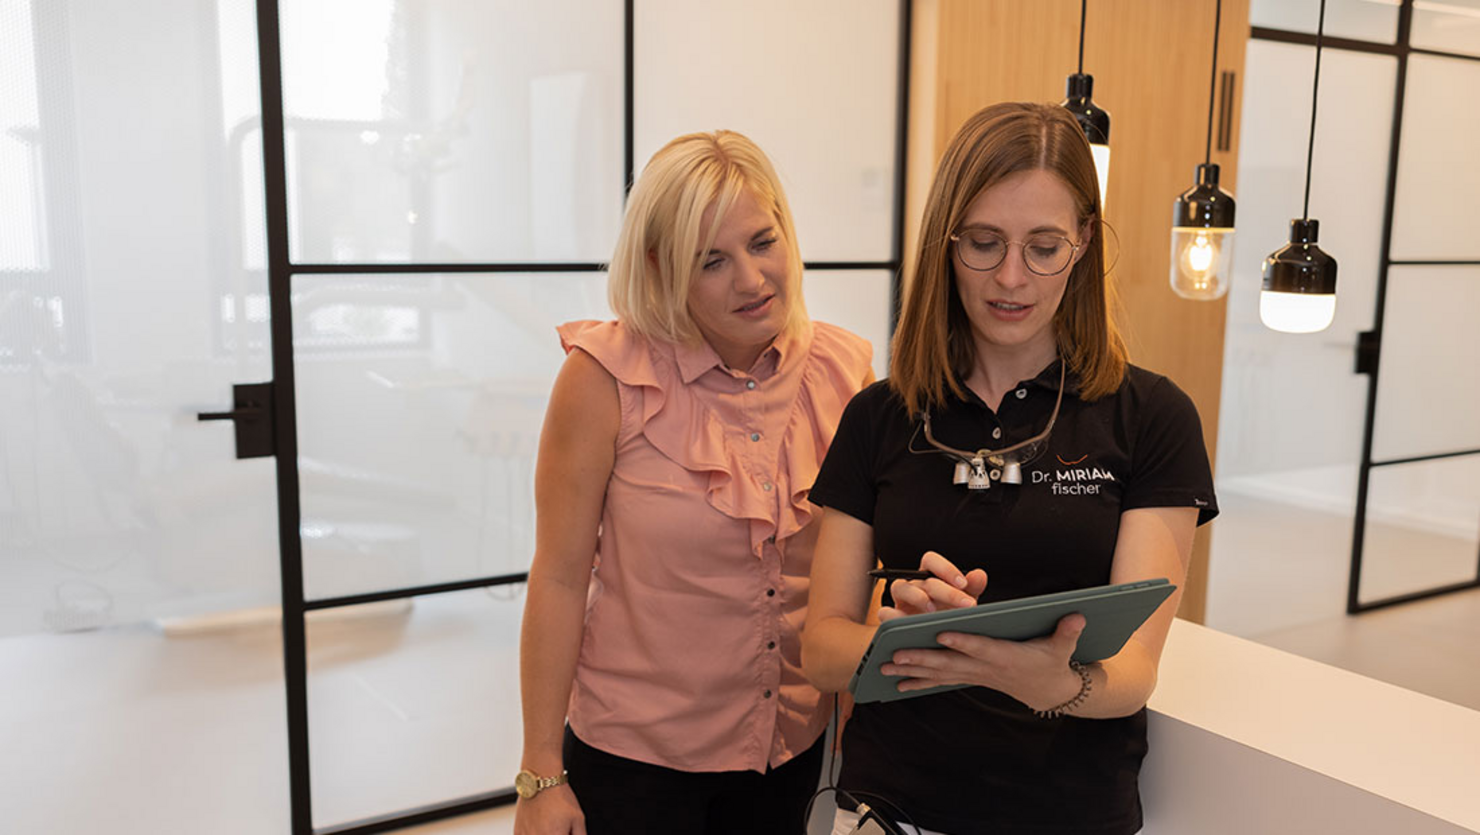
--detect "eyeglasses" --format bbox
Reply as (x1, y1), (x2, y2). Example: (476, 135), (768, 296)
(949, 230), (1080, 276)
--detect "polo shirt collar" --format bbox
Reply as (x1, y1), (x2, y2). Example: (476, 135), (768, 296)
(1025, 358), (1081, 397)
(950, 358), (1080, 410)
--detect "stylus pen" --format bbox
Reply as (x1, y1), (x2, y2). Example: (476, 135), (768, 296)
(867, 568), (935, 582)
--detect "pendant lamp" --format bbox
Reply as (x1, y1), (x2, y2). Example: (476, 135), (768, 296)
(1062, 0), (1110, 207)
(1261, 0), (1338, 333)
(1170, 0), (1235, 300)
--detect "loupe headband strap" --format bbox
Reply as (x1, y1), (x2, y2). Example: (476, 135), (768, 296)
(920, 361), (1066, 461)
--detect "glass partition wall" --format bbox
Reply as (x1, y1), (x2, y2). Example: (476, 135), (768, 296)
(1213, 0), (1480, 636)
(0, 2), (290, 833)
(0, 2), (909, 833)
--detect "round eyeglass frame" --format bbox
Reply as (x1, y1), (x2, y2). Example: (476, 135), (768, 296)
(948, 231), (1082, 276)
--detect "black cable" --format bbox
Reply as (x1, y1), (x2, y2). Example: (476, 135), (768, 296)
(849, 790), (924, 835)
(1303, 0), (1327, 220)
(1204, 0), (1223, 165)
(1077, 0), (1087, 74)
(831, 694), (843, 785)
(801, 694), (925, 834)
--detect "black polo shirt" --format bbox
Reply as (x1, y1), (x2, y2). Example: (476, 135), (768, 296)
(809, 362), (1216, 835)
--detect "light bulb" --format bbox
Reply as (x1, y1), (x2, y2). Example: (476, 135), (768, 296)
(1169, 227), (1233, 300)
(1259, 290), (1336, 333)
(1186, 233), (1214, 272)
(1091, 143), (1110, 209)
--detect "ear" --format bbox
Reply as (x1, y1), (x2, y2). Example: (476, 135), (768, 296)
(1071, 219), (1096, 267)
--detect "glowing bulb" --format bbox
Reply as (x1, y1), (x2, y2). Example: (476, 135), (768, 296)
(1169, 227), (1233, 300)
(1260, 290), (1336, 333)
(1090, 143), (1110, 209)
(1186, 233), (1214, 272)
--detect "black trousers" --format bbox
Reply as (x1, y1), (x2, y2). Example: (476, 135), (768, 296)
(563, 727), (826, 835)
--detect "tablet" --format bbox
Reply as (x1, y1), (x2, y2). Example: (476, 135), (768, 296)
(848, 578), (1176, 704)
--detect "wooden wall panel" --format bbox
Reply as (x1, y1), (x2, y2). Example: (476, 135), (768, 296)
(914, 0), (1250, 622)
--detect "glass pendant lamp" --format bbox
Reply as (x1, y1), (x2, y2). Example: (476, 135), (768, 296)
(1062, 0), (1110, 207)
(1170, 0), (1236, 300)
(1260, 219), (1337, 333)
(1261, 0), (1338, 333)
(1171, 163), (1236, 300)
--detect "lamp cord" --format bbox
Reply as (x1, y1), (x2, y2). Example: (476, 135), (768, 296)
(1077, 0), (1087, 75)
(1204, 0), (1222, 165)
(1303, 0), (1327, 220)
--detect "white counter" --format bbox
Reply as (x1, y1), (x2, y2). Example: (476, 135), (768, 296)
(1142, 618), (1480, 834)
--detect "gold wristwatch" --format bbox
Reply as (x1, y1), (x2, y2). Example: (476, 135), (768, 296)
(514, 768), (568, 800)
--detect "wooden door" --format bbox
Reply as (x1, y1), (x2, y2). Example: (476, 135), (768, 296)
(906, 0), (1250, 621)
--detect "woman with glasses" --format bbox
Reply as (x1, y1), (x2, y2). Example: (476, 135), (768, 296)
(515, 130), (873, 835)
(802, 102), (1218, 835)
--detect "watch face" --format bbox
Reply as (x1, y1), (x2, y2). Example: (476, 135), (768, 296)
(514, 771), (537, 799)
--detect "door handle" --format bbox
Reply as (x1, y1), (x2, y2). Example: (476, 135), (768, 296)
(198, 382), (276, 459)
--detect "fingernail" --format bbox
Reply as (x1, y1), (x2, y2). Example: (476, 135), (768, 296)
(953, 575), (967, 588)
(938, 634), (955, 647)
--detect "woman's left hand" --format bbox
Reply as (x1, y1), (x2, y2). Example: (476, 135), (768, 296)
(879, 612), (1088, 711)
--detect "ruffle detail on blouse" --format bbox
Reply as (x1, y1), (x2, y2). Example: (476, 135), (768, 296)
(557, 319), (872, 553)
(773, 323), (873, 544)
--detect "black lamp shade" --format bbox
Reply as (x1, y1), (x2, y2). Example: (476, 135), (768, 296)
(1062, 73), (1110, 145)
(1261, 218), (1337, 294)
(1173, 163), (1236, 229)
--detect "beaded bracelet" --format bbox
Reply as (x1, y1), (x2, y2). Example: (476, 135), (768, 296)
(1032, 660), (1093, 719)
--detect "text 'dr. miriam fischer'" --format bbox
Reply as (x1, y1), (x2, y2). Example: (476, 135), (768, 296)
(1033, 464), (1117, 495)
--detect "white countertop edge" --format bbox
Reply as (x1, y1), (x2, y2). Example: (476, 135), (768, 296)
(1147, 618), (1480, 832)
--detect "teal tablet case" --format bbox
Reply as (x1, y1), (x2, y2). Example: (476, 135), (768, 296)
(847, 578), (1176, 704)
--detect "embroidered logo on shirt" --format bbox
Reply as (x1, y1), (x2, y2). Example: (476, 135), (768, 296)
(1031, 455), (1117, 496)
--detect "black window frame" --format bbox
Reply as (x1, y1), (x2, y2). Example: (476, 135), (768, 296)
(252, 1), (914, 832)
(1251, 0), (1480, 615)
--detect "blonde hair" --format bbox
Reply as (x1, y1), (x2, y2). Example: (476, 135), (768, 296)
(891, 102), (1126, 414)
(608, 130), (807, 344)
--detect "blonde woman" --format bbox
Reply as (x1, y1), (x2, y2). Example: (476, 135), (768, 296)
(515, 130), (873, 835)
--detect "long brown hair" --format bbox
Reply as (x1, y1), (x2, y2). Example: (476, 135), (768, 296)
(890, 102), (1125, 415)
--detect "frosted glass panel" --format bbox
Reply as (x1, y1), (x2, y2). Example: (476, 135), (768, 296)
(635, 0), (899, 263)
(1411, 0), (1480, 57)
(1215, 42), (1393, 480)
(1250, 0), (1399, 42)
(0, 0), (42, 270)
(1391, 55), (1480, 260)
(804, 269), (892, 380)
(1371, 266), (1480, 462)
(1356, 456), (1480, 604)
(307, 589), (523, 826)
(279, 0), (624, 264)
(292, 272), (611, 600)
(1, 0), (278, 637)
(0, 1), (290, 831)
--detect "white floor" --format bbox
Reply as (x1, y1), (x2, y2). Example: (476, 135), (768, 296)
(1206, 485), (1480, 712)
(0, 589), (526, 835)
(3, 482), (1478, 834)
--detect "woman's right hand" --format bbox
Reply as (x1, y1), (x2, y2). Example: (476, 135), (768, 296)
(513, 785), (586, 835)
(878, 551), (987, 622)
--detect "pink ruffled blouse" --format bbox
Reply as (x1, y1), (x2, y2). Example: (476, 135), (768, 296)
(556, 318), (872, 773)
